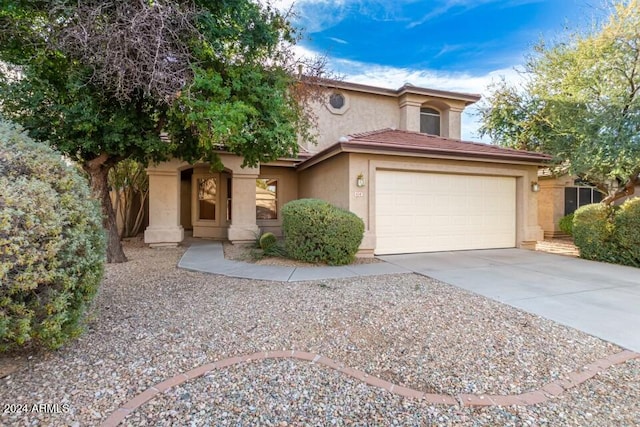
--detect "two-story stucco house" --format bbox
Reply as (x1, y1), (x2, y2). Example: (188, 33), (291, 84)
(143, 79), (550, 255)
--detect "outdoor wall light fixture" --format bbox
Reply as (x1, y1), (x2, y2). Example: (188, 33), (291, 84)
(356, 173), (366, 188)
(531, 181), (540, 192)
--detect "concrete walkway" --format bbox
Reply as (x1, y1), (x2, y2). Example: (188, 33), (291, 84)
(178, 241), (411, 282)
(179, 243), (640, 352)
(379, 249), (640, 353)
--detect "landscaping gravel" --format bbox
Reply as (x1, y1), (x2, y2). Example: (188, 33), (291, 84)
(1, 243), (637, 426)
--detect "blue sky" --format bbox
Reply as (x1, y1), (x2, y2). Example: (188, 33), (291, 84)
(273, 0), (609, 141)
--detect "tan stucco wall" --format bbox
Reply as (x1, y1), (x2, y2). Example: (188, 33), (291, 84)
(308, 91), (399, 152)
(342, 153), (543, 254)
(538, 175), (574, 237)
(306, 89), (470, 154)
(257, 166), (298, 236)
(298, 153), (350, 210)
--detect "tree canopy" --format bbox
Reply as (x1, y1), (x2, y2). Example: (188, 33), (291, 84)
(0, 0), (325, 262)
(478, 0), (640, 204)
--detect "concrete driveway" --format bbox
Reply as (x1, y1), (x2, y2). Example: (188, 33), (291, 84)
(378, 249), (640, 352)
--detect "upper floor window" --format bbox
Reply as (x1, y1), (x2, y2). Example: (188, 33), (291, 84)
(420, 107), (440, 136)
(256, 178), (278, 220)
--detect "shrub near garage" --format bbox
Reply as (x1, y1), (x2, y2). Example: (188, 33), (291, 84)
(282, 199), (364, 266)
(558, 213), (574, 236)
(613, 197), (640, 267)
(572, 203), (615, 262)
(0, 120), (106, 351)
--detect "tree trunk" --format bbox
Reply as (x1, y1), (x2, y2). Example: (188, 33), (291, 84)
(602, 173), (640, 205)
(84, 154), (128, 263)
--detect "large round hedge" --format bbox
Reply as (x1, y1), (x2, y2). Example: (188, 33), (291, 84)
(614, 197), (640, 267)
(0, 120), (106, 350)
(572, 203), (615, 262)
(282, 198), (364, 266)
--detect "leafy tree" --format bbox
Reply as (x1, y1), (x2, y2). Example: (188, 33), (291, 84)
(0, 0), (325, 262)
(479, 0), (640, 204)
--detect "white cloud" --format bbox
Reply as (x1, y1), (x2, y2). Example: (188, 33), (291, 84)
(327, 36), (349, 44)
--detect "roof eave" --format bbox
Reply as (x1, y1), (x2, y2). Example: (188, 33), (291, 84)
(306, 77), (482, 104)
(296, 141), (551, 170)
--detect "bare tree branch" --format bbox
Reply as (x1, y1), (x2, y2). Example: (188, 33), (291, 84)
(52, 0), (201, 103)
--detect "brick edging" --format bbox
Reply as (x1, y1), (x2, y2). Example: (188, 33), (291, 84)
(101, 349), (640, 426)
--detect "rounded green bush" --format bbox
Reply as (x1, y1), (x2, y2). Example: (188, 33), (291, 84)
(572, 203), (615, 262)
(614, 197), (640, 267)
(0, 120), (106, 351)
(558, 213), (574, 236)
(282, 199), (364, 266)
(259, 232), (277, 251)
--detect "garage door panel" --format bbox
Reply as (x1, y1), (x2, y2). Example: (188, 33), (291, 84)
(375, 171), (516, 254)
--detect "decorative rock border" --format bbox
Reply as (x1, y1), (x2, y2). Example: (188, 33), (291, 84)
(102, 349), (640, 427)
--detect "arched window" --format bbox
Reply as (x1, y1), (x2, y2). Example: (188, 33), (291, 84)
(420, 107), (440, 136)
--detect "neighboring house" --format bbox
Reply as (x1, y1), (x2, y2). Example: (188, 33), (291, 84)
(538, 174), (640, 237)
(144, 79), (551, 255)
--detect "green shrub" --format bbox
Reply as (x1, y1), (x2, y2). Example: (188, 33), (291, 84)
(558, 213), (574, 236)
(0, 120), (106, 351)
(282, 199), (364, 266)
(613, 197), (640, 267)
(263, 240), (288, 258)
(259, 232), (277, 251)
(572, 203), (615, 262)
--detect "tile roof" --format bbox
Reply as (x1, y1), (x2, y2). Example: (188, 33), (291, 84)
(337, 128), (552, 163)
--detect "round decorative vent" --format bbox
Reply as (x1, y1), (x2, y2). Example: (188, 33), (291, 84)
(329, 93), (345, 109)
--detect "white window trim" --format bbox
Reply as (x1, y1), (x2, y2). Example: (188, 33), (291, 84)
(325, 91), (350, 115)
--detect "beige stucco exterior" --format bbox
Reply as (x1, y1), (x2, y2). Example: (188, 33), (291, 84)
(144, 79), (547, 255)
(309, 91), (399, 152)
(538, 175), (575, 237)
(304, 81), (475, 153)
(297, 152), (543, 255)
(298, 153), (350, 209)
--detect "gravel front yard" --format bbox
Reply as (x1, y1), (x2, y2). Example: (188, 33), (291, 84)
(1, 243), (638, 426)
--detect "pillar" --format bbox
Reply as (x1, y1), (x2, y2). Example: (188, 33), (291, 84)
(398, 95), (422, 132)
(227, 165), (260, 243)
(144, 160), (184, 247)
(442, 107), (463, 139)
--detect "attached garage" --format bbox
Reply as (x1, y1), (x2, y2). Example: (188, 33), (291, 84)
(375, 170), (516, 254)
(295, 128), (551, 256)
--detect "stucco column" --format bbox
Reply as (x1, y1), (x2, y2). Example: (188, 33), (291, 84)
(442, 107), (463, 139)
(398, 95), (422, 132)
(517, 173), (545, 249)
(228, 171), (260, 243)
(144, 161), (184, 247)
